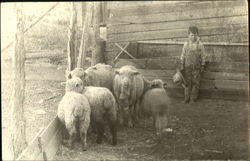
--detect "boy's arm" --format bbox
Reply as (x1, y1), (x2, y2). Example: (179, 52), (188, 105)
(200, 44), (206, 66)
(200, 43), (206, 72)
(180, 44), (186, 70)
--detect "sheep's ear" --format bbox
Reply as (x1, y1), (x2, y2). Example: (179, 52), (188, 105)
(80, 72), (86, 81)
(133, 71), (140, 75)
(67, 73), (72, 79)
(115, 70), (120, 75)
(163, 82), (168, 88)
(83, 71), (87, 77)
(76, 68), (84, 72)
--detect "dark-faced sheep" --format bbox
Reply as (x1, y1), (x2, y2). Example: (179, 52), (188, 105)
(82, 86), (118, 145)
(113, 65), (162, 127)
(140, 79), (170, 136)
(57, 77), (91, 151)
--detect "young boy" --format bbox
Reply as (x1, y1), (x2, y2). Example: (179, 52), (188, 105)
(180, 26), (206, 104)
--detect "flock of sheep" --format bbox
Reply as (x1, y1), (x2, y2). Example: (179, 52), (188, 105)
(57, 63), (170, 151)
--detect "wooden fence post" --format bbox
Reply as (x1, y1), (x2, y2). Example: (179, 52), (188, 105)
(77, 2), (93, 68)
(67, 2), (78, 71)
(91, 2), (105, 66)
(9, 3), (27, 160)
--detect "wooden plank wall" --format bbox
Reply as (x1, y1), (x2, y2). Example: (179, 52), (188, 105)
(105, 1), (249, 101)
(76, 2), (107, 27)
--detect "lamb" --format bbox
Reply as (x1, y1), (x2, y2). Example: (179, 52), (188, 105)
(82, 86), (118, 145)
(57, 76), (91, 151)
(140, 79), (170, 135)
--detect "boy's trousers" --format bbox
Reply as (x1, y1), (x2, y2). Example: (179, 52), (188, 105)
(184, 67), (201, 101)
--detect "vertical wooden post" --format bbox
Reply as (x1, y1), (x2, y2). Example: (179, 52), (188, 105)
(91, 2), (105, 66)
(77, 2), (93, 68)
(9, 3), (27, 160)
(100, 2), (107, 26)
(67, 2), (78, 71)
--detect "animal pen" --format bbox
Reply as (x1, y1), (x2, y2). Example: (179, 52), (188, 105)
(3, 1), (248, 160)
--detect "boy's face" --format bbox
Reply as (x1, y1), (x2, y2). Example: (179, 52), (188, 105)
(188, 32), (198, 43)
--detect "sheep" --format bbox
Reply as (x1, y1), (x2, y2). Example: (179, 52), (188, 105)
(140, 79), (170, 135)
(68, 63), (114, 91)
(82, 86), (118, 145)
(113, 65), (166, 127)
(57, 77), (91, 151)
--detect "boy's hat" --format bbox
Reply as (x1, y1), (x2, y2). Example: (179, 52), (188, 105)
(173, 69), (186, 87)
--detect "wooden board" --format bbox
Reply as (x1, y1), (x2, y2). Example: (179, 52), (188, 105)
(108, 16), (248, 34)
(42, 127), (63, 160)
(16, 128), (44, 161)
(107, 24), (248, 42)
(39, 116), (62, 150)
(137, 43), (249, 61)
(105, 42), (249, 63)
(107, 6), (247, 25)
(107, 1), (181, 10)
(206, 61), (249, 73)
(202, 71), (249, 81)
(105, 36), (249, 53)
(35, 116), (62, 160)
(112, 58), (249, 73)
(109, 0), (246, 17)
(111, 59), (147, 69)
(128, 69), (249, 81)
(144, 76), (248, 91)
(166, 86), (248, 101)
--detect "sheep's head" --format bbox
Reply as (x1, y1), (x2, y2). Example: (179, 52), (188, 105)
(65, 76), (84, 93)
(151, 79), (167, 89)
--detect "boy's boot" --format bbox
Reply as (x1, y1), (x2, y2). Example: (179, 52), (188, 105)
(184, 86), (191, 104)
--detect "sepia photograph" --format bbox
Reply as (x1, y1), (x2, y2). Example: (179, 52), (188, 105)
(1, 1), (249, 160)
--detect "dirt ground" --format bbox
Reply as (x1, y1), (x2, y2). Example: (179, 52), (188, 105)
(2, 53), (249, 160)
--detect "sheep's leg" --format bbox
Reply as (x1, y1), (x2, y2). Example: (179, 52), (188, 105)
(79, 121), (88, 151)
(90, 120), (97, 134)
(107, 117), (117, 145)
(118, 107), (124, 126)
(154, 115), (162, 136)
(68, 132), (77, 149)
(134, 101), (140, 123)
(66, 123), (77, 149)
(96, 123), (105, 144)
(61, 123), (69, 145)
(80, 131), (87, 151)
(62, 123), (69, 140)
(127, 105), (134, 128)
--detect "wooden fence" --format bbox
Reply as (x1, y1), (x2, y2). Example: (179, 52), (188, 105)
(105, 1), (249, 101)
(17, 116), (63, 161)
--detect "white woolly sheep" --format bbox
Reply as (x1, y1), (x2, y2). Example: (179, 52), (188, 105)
(57, 77), (91, 151)
(82, 86), (118, 145)
(68, 63), (114, 91)
(113, 65), (167, 128)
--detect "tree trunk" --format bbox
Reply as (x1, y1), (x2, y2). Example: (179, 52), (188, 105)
(9, 3), (27, 160)
(67, 2), (78, 71)
(77, 2), (93, 68)
(91, 2), (105, 66)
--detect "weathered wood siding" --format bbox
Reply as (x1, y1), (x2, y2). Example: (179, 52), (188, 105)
(105, 1), (249, 100)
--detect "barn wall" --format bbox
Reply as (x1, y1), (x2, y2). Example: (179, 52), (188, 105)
(106, 0), (248, 59)
(105, 1), (249, 100)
